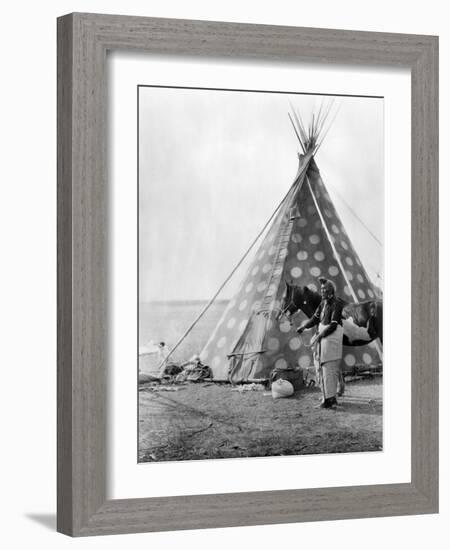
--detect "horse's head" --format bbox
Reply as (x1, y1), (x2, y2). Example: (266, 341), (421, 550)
(300, 285), (322, 317)
(277, 281), (319, 321)
(276, 280), (296, 321)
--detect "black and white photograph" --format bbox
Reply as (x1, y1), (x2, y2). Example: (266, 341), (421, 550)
(138, 86), (383, 462)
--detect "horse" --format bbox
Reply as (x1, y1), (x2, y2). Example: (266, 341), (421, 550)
(277, 281), (383, 346)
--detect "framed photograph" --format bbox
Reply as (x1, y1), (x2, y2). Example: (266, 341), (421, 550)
(57, 13), (438, 536)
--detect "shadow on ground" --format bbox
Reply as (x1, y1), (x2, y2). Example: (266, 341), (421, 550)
(25, 513), (56, 531)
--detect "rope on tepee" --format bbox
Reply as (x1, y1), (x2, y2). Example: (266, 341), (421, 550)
(306, 176), (358, 302)
(156, 177), (302, 373)
(306, 175), (383, 361)
(325, 180), (383, 247)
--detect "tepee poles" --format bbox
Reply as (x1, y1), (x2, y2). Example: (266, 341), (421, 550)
(309, 182), (384, 362)
(305, 175), (358, 302)
(289, 102), (383, 361)
(288, 113), (305, 153)
(289, 103), (356, 294)
(156, 170), (301, 371)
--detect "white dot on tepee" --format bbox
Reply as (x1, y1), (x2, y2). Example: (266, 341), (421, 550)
(257, 281), (268, 293)
(341, 241), (349, 250)
(292, 233), (302, 243)
(329, 266), (339, 276)
(346, 270), (353, 281)
(308, 283), (318, 292)
(298, 218), (307, 228)
(331, 224), (340, 234)
(217, 336), (227, 349)
(279, 248), (288, 259)
(314, 220), (322, 229)
(324, 209), (332, 218)
(314, 251), (325, 261)
(367, 289), (375, 298)
(238, 319), (247, 332)
(344, 286), (352, 297)
(227, 317), (236, 328)
(309, 234), (320, 244)
(245, 282), (253, 293)
(297, 251), (308, 261)
(251, 265), (260, 276)
(363, 353), (372, 364)
(268, 245), (277, 256)
(268, 337), (280, 351)
(280, 321), (291, 333)
(358, 289), (366, 299)
(239, 299), (248, 311)
(345, 257), (354, 266)
(275, 358), (288, 369)
(299, 355), (311, 368)
(344, 354), (356, 366)
(310, 266), (321, 277)
(258, 249), (266, 260)
(289, 337), (301, 350)
(291, 267), (302, 278)
(357, 273), (364, 283)
(227, 317), (236, 329)
(262, 263), (271, 274)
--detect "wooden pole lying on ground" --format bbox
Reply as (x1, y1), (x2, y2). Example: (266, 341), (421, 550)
(339, 395), (382, 405)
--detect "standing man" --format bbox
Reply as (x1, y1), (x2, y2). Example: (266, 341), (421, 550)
(296, 278), (344, 408)
(157, 341), (169, 377)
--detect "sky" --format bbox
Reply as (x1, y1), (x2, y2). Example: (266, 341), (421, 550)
(139, 87), (383, 302)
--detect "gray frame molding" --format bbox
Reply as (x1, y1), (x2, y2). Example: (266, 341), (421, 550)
(57, 13), (438, 536)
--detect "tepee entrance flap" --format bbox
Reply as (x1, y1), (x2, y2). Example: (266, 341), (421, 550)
(228, 312), (268, 383)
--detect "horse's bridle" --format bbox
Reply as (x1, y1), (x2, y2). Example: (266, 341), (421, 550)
(278, 284), (314, 327)
(278, 286), (302, 325)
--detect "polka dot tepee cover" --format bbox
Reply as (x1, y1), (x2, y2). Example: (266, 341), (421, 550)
(200, 151), (381, 382)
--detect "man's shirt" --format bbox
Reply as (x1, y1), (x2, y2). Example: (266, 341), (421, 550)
(312, 297), (344, 326)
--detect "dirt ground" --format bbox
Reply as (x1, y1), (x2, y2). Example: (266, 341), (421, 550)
(139, 377), (382, 462)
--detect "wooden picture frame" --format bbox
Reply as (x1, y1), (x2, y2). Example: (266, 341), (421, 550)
(57, 12), (438, 536)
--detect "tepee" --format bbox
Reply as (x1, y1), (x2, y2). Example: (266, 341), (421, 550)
(200, 106), (381, 382)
